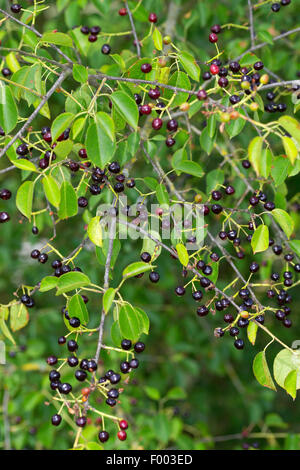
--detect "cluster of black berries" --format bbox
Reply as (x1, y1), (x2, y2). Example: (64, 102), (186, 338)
(49, 326), (144, 443)
(20, 293), (35, 309)
(0, 188), (12, 224)
(80, 25), (101, 43)
(271, 0), (291, 12)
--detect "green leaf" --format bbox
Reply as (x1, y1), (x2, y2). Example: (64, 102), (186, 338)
(145, 386), (160, 401)
(165, 386), (187, 401)
(142, 230), (161, 261)
(179, 52), (200, 81)
(152, 28), (163, 50)
(247, 321), (258, 345)
(176, 243), (189, 267)
(85, 122), (115, 168)
(272, 208), (294, 239)
(0, 318), (15, 345)
(16, 181), (34, 220)
(135, 307), (150, 335)
(73, 64), (88, 83)
(51, 112), (74, 143)
(96, 112), (115, 142)
(288, 240), (300, 258)
(271, 156), (291, 187)
(40, 32), (73, 47)
(173, 160), (203, 178)
(40, 276), (59, 292)
(278, 116), (300, 147)
(253, 351), (276, 391)
(251, 224), (269, 253)
(273, 349), (300, 390)
(87, 216), (103, 247)
(56, 272), (90, 296)
(282, 136), (298, 165)
(0, 82), (18, 133)
(284, 370), (297, 400)
(103, 288), (116, 314)
(248, 136), (263, 176)
(206, 169), (224, 193)
(156, 183), (170, 205)
(10, 303), (29, 332)
(42, 175), (61, 208)
(110, 91), (138, 130)
(165, 71), (190, 107)
(54, 140), (74, 160)
(68, 294), (89, 325)
(58, 181), (78, 219)
(122, 262), (153, 279)
(118, 304), (142, 342)
(260, 149), (272, 179)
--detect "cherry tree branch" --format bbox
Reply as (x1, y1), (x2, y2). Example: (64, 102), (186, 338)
(0, 69), (71, 160)
(125, 1), (141, 58)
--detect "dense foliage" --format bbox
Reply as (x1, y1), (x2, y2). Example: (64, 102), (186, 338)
(0, 0), (300, 451)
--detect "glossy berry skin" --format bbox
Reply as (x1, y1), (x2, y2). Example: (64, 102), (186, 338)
(134, 342), (145, 353)
(271, 3), (280, 11)
(78, 197), (88, 208)
(47, 356), (58, 366)
(0, 212), (10, 223)
(141, 63), (152, 74)
(68, 356), (79, 367)
(192, 290), (203, 301)
(209, 33), (218, 43)
(0, 189), (12, 200)
(51, 414), (62, 426)
(197, 306), (209, 317)
(121, 339), (132, 350)
(149, 271), (160, 283)
(88, 34), (98, 42)
(108, 161), (120, 174)
(165, 137), (175, 147)
(98, 431), (109, 443)
(67, 340), (78, 352)
(80, 26), (89, 35)
(58, 336), (66, 345)
(75, 370), (87, 382)
(38, 253), (48, 264)
(152, 118), (163, 130)
(101, 44), (111, 55)
(59, 383), (72, 395)
(90, 26), (101, 35)
(117, 430), (127, 441)
(129, 358), (139, 369)
(148, 88), (160, 100)
(119, 419), (128, 430)
(149, 13), (157, 23)
(78, 148), (87, 158)
(211, 204), (223, 214)
(249, 262), (259, 273)
(167, 119), (178, 132)
(110, 373), (121, 384)
(119, 8), (127, 16)
(114, 182), (124, 193)
(175, 286), (186, 296)
(2, 68), (12, 77)
(108, 388), (119, 399)
(197, 89), (207, 100)
(218, 77), (228, 88)
(11, 4), (22, 13)
(87, 360), (97, 372)
(234, 339), (244, 350)
(210, 64), (219, 75)
(76, 417), (87, 428)
(140, 252), (151, 263)
(120, 361), (130, 373)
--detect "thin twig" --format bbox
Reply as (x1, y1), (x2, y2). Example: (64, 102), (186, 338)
(125, 1), (141, 58)
(0, 69), (71, 160)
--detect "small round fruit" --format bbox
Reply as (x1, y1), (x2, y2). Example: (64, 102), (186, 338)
(51, 414), (62, 426)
